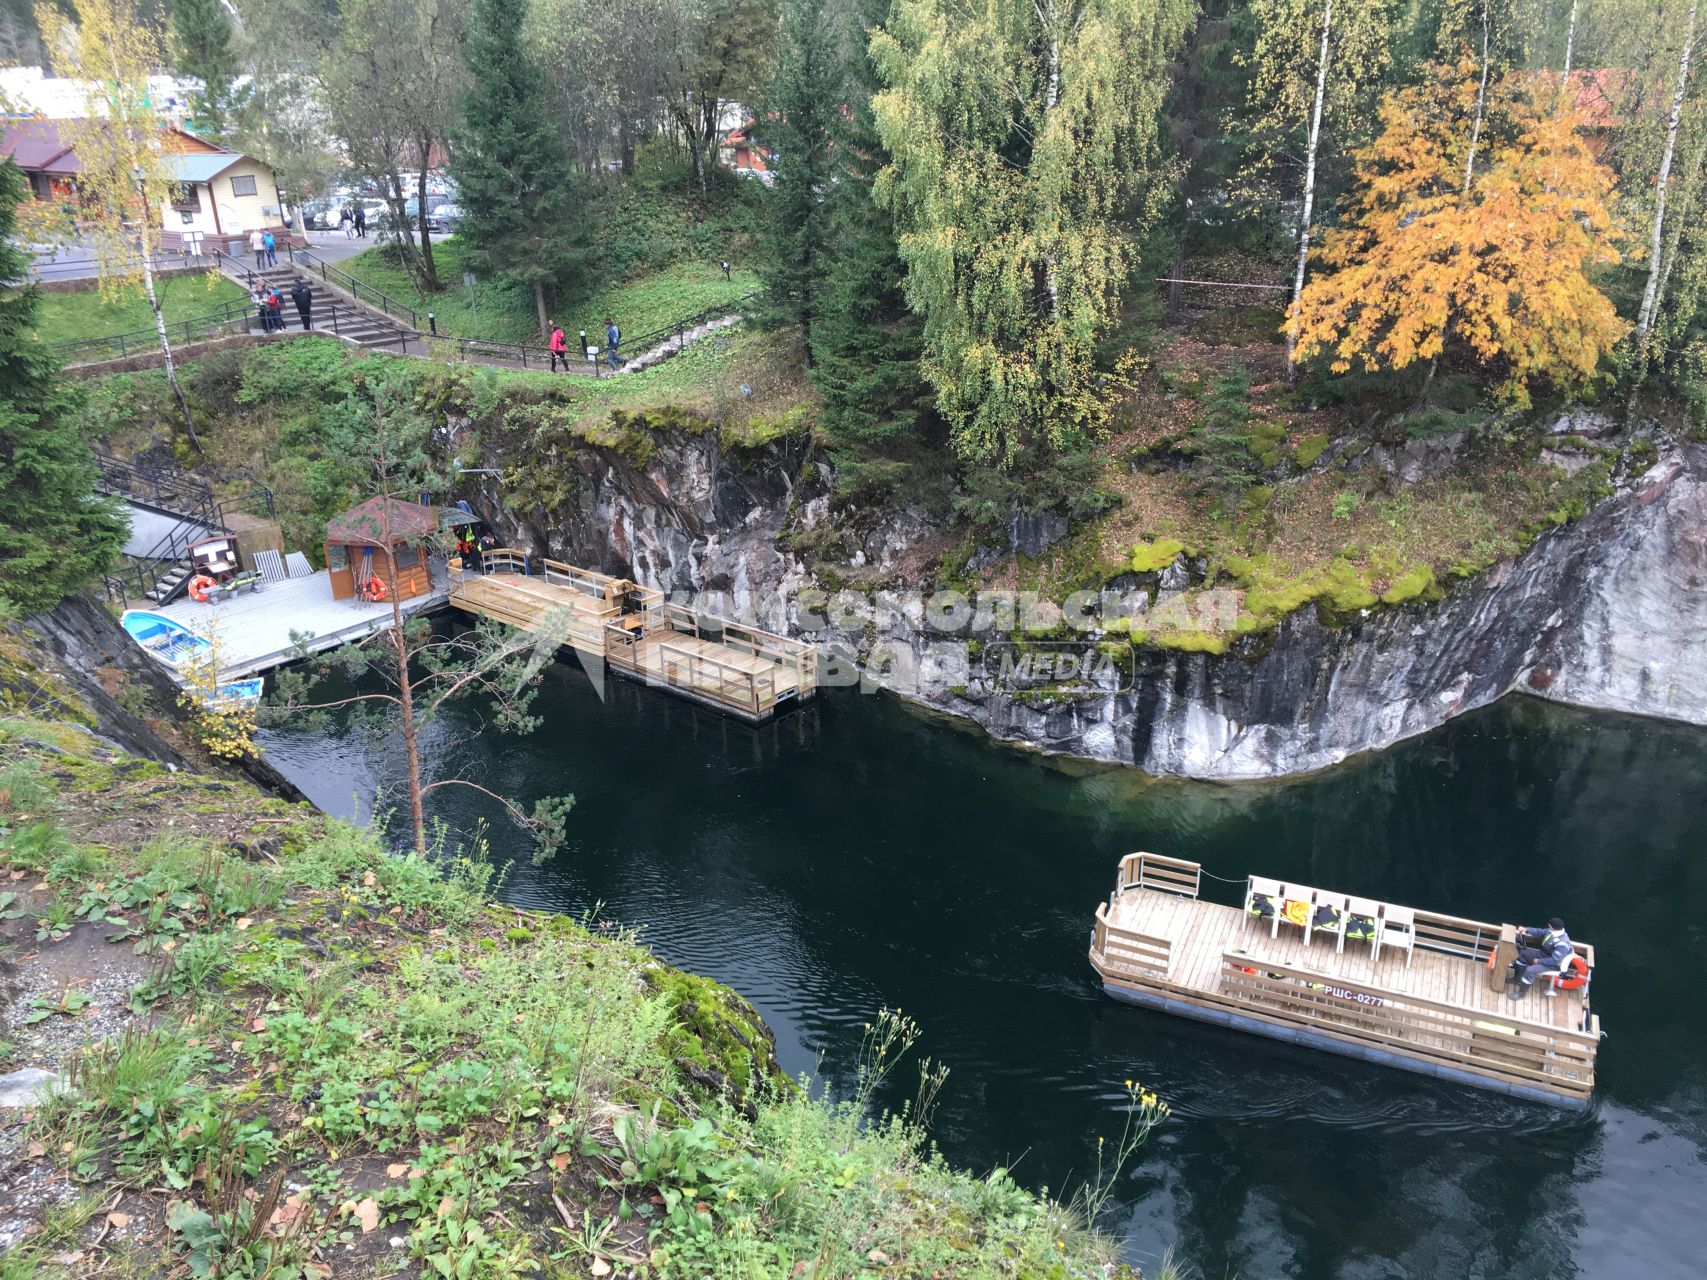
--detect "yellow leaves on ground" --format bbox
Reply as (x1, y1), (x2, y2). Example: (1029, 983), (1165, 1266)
(1289, 61), (1628, 403)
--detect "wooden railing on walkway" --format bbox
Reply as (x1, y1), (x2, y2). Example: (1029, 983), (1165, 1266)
(449, 550), (816, 721)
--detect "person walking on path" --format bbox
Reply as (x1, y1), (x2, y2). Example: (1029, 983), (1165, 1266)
(339, 205), (353, 238)
(549, 322), (571, 372)
(353, 204), (367, 238)
(250, 228), (266, 269)
(605, 317), (621, 370)
(290, 279), (314, 331)
(263, 228), (277, 267)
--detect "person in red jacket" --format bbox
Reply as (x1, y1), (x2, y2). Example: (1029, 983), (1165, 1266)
(548, 322), (570, 372)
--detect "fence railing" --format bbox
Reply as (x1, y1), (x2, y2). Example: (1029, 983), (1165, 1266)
(287, 246), (422, 330)
(53, 297), (257, 363)
(89, 447), (218, 527)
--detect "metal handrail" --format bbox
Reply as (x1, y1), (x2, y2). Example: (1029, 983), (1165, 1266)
(52, 296), (258, 360)
(288, 245), (421, 330)
(89, 447), (219, 527)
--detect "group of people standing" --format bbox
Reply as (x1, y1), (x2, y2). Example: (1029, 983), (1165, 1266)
(338, 204), (368, 238)
(254, 280), (317, 333)
(546, 318), (623, 372)
(249, 227), (278, 268)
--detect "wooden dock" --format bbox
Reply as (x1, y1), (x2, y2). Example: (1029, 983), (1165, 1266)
(1089, 854), (1601, 1108)
(155, 569), (450, 678)
(448, 550), (816, 723)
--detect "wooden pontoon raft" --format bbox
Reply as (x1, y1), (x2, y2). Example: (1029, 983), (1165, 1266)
(1088, 854), (1602, 1109)
(448, 549), (817, 724)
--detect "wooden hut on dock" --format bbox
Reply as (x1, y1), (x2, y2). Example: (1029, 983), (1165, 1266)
(324, 497), (439, 603)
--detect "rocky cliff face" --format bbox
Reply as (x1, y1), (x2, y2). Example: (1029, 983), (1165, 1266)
(475, 425), (1707, 780)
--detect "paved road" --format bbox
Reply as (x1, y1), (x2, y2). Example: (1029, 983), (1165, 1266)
(27, 228), (453, 280)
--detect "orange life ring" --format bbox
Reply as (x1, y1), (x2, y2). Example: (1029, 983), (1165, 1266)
(1551, 954), (1590, 991)
(188, 574), (215, 603)
(363, 576), (386, 601)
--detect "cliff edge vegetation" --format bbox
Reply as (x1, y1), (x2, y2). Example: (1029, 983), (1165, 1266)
(0, 629), (1170, 1280)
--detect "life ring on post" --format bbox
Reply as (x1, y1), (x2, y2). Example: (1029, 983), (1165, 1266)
(187, 574), (215, 603)
(1551, 955), (1590, 991)
(363, 576), (387, 602)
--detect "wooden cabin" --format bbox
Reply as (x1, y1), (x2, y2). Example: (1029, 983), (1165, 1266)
(324, 497), (439, 603)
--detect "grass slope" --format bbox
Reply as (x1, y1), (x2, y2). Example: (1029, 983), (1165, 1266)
(30, 273), (251, 348)
(0, 692), (1163, 1279)
(344, 241), (757, 346)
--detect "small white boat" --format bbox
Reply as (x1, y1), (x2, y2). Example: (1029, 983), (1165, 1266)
(120, 610), (263, 708)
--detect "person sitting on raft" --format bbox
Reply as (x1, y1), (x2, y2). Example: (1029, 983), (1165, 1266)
(1507, 917), (1573, 999)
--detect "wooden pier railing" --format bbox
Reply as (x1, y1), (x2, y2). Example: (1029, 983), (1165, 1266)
(1215, 952), (1598, 1100)
(1092, 903), (1173, 981)
(449, 550), (816, 722)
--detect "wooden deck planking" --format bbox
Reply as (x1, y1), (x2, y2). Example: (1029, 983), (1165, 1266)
(156, 569), (449, 678)
(449, 564), (814, 723)
(1120, 892), (1584, 1032)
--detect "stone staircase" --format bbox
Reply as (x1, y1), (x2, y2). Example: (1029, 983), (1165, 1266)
(232, 263), (417, 349)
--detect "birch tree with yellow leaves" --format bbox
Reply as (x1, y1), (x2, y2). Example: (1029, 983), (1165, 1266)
(1288, 63), (1627, 405)
(871, 0), (1193, 470)
(34, 0), (202, 450)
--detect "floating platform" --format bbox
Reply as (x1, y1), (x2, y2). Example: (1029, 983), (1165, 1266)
(154, 569), (449, 678)
(1088, 854), (1600, 1109)
(448, 550), (816, 724)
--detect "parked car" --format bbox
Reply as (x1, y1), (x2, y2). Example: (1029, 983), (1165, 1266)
(434, 202), (464, 233)
(299, 198), (338, 230)
(378, 194), (454, 234)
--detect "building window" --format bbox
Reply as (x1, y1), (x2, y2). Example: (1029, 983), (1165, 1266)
(230, 174), (258, 198)
(395, 544), (420, 569)
(168, 182), (199, 211)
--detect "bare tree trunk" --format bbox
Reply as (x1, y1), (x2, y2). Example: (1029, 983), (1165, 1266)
(1636, 0), (1699, 343)
(1563, 0), (1580, 74)
(389, 566), (426, 854)
(139, 228), (202, 453)
(416, 144), (438, 290)
(1287, 0), (1335, 381)
(534, 279), (549, 342)
(620, 120), (634, 174)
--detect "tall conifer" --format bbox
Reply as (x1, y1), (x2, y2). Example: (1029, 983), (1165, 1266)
(449, 0), (574, 339)
(808, 0), (932, 495)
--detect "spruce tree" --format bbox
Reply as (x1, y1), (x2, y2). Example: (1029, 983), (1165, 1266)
(755, 0), (838, 354)
(0, 161), (125, 615)
(170, 0), (242, 139)
(808, 0), (931, 495)
(449, 0), (575, 340)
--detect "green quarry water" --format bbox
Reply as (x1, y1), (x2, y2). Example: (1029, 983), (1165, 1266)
(262, 663), (1707, 1280)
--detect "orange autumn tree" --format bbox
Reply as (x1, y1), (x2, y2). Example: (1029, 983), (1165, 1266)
(1288, 61), (1628, 404)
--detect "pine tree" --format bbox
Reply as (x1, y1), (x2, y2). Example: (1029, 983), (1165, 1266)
(755, 0), (837, 353)
(808, 0), (931, 495)
(0, 161), (126, 615)
(170, 0), (242, 139)
(448, 0), (575, 340)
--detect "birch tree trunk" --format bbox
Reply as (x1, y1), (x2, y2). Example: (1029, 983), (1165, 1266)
(1563, 0), (1580, 74)
(1286, 0), (1335, 380)
(1462, 1), (1492, 195)
(1041, 0), (1063, 324)
(1635, 0), (1700, 343)
(138, 217), (202, 453)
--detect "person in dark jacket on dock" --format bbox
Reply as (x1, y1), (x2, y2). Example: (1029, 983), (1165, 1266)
(290, 280), (314, 331)
(1508, 918), (1574, 998)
